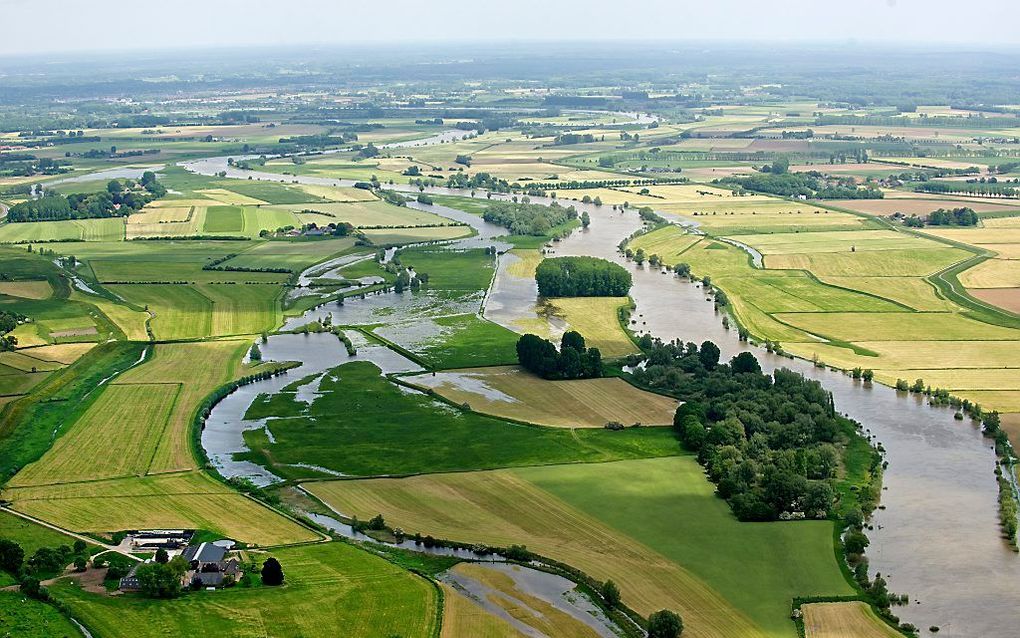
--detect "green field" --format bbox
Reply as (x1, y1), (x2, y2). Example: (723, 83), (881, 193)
(202, 205), (244, 233)
(371, 313), (521, 369)
(0, 591), (83, 638)
(240, 360), (679, 479)
(0, 218), (124, 243)
(50, 541), (438, 638)
(108, 283), (280, 338)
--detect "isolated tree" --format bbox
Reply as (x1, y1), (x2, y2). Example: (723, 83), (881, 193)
(155, 548), (169, 564)
(581, 211), (591, 228)
(647, 609), (683, 638)
(600, 579), (621, 608)
(698, 341), (720, 370)
(261, 557), (284, 586)
(0, 539), (24, 574)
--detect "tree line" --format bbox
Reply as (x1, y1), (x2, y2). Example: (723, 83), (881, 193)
(8, 172), (166, 223)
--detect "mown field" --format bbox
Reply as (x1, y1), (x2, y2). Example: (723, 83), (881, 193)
(0, 591), (84, 638)
(51, 541), (438, 638)
(308, 456), (852, 638)
(408, 366), (678, 428)
(802, 602), (902, 638)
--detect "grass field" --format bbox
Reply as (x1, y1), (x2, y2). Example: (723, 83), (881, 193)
(308, 456), (852, 638)
(801, 602), (902, 638)
(219, 238), (356, 272)
(373, 313), (521, 369)
(360, 225), (473, 244)
(764, 247), (970, 276)
(240, 360), (679, 479)
(51, 541), (437, 638)
(0, 280), (52, 299)
(407, 366), (679, 428)
(108, 283), (280, 339)
(0, 509), (77, 553)
(202, 205), (245, 233)
(280, 200), (453, 227)
(0, 591), (84, 638)
(0, 218), (123, 243)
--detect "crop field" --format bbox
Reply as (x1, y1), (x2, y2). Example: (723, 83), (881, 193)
(801, 602), (902, 638)
(294, 184), (378, 202)
(220, 238), (357, 271)
(0, 280), (52, 299)
(738, 230), (936, 255)
(447, 563), (604, 638)
(764, 247), (969, 276)
(52, 541), (437, 638)
(202, 205), (245, 233)
(439, 583), (522, 638)
(8, 383), (179, 485)
(108, 283), (280, 339)
(0, 218), (124, 243)
(5, 471), (316, 546)
(959, 258), (1020, 288)
(407, 365), (679, 427)
(972, 288), (1020, 313)
(628, 225), (703, 265)
(241, 360), (679, 479)
(775, 311), (1020, 342)
(817, 276), (957, 311)
(308, 456), (852, 638)
(538, 297), (638, 357)
(360, 225), (473, 244)
(278, 200), (451, 227)
(829, 197), (1019, 216)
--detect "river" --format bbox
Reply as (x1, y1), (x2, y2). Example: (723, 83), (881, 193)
(186, 139), (1018, 636)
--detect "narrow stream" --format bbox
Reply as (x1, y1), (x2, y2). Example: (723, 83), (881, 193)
(187, 153), (1019, 636)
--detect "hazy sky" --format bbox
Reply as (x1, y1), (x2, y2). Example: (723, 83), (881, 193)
(3, 0), (1019, 56)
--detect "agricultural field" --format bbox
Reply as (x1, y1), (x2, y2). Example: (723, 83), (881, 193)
(801, 602), (902, 638)
(240, 360), (679, 479)
(51, 541), (438, 638)
(0, 218), (124, 243)
(0, 591), (85, 638)
(308, 456), (852, 638)
(407, 366), (679, 428)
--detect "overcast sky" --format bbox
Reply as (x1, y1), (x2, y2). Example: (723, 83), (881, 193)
(3, 0), (1019, 56)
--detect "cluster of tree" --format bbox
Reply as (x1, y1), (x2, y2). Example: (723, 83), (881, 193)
(482, 201), (577, 236)
(990, 161), (1020, 175)
(0, 310), (24, 351)
(719, 165), (883, 200)
(900, 207), (979, 227)
(444, 171), (512, 193)
(630, 337), (860, 521)
(553, 133), (596, 145)
(0, 537), (92, 602)
(516, 331), (603, 380)
(535, 256), (631, 297)
(8, 172), (165, 222)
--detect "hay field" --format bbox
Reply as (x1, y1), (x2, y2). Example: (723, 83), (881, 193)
(8, 383), (179, 486)
(802, 602), (902, 638)
(360, 226), (473, 244)
(775, 311), (1020, 342)
(449, 563), (603, 638)
(195, 188), (268, 205)
(739, 230), (934, 255)
(817, 276), (956, 311)
(765, 247), (969, 276)
(296, 183), (378, 202)
(5, 471), (316, 546)
(69, 291), (149, 340)
(0, 218), (123, 243)
(532, 297), (638, 357)
(278, 200), (450, 227)
(439, 583), (522, 638)
(830, 198), (1017, 216)
(407, 366), (678, 428)
(0, 281), (51, 299)
(108, 283), (280, 339)
(628, 226), (702, 265)
(309, 456), (851, 638)
(959, 259), (1020, 288)
(52, 541), (438, 638)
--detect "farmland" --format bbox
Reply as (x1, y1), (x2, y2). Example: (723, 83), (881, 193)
(5, 37), (1020, 638)
(407, 366), (678, 428)
(50, 542), (438, 638)
(307, 456), (852, 638)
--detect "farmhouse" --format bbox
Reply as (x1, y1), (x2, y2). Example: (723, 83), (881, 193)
(183, 542), (243, 589)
